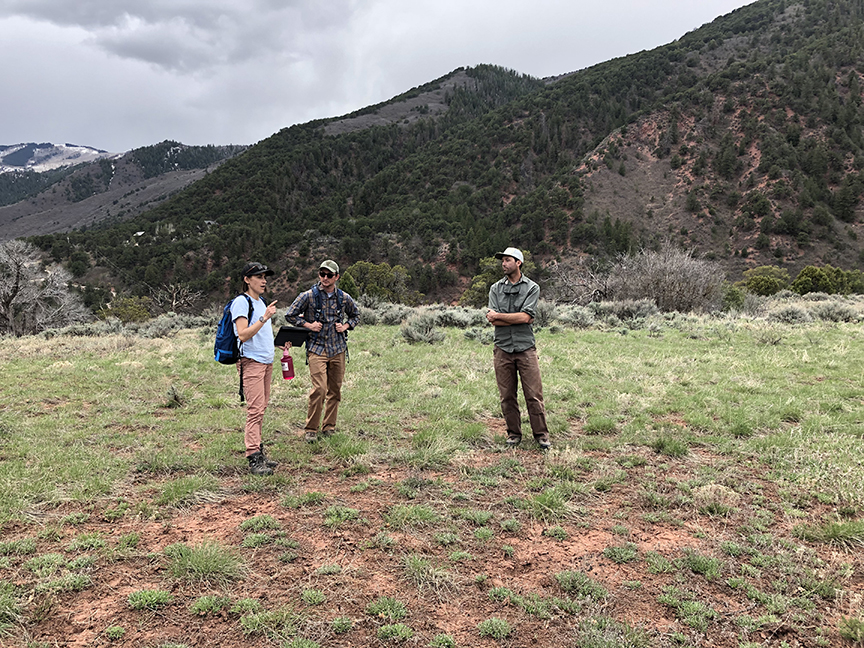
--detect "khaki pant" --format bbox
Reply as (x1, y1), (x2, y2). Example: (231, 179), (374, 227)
(493, 346), (548, 441)
(305, 351), (346, 432)
(237, 358), (272, 456)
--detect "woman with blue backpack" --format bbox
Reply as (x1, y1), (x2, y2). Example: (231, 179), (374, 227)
(230, 261), (281, 475)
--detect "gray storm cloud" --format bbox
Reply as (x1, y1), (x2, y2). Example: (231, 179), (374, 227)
(0, 0), (358, 72)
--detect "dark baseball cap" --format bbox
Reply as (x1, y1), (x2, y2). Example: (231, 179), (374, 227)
(242, 261), (275, 277)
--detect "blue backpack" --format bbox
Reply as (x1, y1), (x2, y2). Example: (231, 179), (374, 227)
(214, 294), (253, 364)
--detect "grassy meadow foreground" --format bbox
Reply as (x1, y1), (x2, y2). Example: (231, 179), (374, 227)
(1, 299), (863, 648)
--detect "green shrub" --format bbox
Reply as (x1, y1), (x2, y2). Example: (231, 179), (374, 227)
(323, 505), (360, 527)
(331, 616), (352, 633)
(0, 581), (20, 624)
(793, 520), (864, 547)
(240, 515), (281, 532)
(378, 623), (414, 641)
(366, 596), (407, 621)
(477, 617), (512, 639)
(283, 639), (320, 648)
(455, 508), (493, 526)
(241, 533), (273, 548)
(104, 625), (125, 640)
(555, 570), (607, 599)
(67, 532), (106, 551)
(573, 616), (651, 648)
(164, 541), (245, 583)
(543, 526), (568, 541)
(681, 550), (722, 579)
(385, 504), (439, 529)
(229, 598), (261, 615)
(839, 616), (864, 643)
(500, 519), (522, 533)
(189, 595), (230, 615)
(301, 589), (326, 606)
(281, 491), (327, 508)
(0, 538), (36, 555)
(429, 633), (457, 648)
(128, 589), (173, 610)
(603, 543), (638, 564)
(650, 436), (689, 457)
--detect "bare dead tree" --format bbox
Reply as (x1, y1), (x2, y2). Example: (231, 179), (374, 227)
(0, 240), (90, 336)
(546, 256), (612, 305)
(149, 283), (204, 314)
(607, 244), (725, 313)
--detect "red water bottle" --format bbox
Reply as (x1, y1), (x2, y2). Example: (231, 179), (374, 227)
(281, 348), (294, 380)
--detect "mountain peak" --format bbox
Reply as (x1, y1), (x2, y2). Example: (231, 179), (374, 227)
(0, 142), (118, 174)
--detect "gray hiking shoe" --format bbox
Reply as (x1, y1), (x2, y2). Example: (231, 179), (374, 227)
(259, 443), (278, 468)
(506, 434), (522, 448)
(304, 430), (317, 443)
(247, 452), (273, 476)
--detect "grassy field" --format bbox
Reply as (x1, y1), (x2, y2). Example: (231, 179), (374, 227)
(0, 299), (863, 647)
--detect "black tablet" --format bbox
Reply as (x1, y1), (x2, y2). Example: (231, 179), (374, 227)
(274, 325), (310, 347)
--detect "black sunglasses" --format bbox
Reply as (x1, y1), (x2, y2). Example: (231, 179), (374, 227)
(318, 270), (335, 278)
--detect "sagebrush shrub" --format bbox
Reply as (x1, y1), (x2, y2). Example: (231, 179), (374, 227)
(533, 299), (558, 328)
(590, 299), (658, 321)
(808, 301), (859, 322)
(400, 313), (445, 344)
(557, 305), (595, 329)
(767, 305), (812, 323)
(378, 304), (415, 326)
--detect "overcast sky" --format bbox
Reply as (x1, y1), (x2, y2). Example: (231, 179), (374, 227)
(0, 0), (756, 153)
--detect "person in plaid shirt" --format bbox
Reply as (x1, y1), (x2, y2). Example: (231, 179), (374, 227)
(285, 260), (360, 442)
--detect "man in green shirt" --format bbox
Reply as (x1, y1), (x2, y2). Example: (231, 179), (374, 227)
(486, 247), (550, 449)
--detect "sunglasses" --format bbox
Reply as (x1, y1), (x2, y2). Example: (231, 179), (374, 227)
(318, 270), (335, 278)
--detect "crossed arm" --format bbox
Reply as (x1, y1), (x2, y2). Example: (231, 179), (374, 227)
(485, 309), (533, 326)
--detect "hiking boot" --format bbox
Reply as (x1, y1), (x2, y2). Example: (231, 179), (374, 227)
(247, 452), (273, 476)
(506, 434), (522, 448)
(535, 437), (551, 451)
(304, 430), (317, 443)
(321, 427), (336, 437)
(259, 443), (278, 468)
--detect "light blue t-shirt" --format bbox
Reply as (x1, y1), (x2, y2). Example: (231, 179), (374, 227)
(230, 294), (274, 364)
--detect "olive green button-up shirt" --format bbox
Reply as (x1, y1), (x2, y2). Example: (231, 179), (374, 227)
(487, 274), (540, 353)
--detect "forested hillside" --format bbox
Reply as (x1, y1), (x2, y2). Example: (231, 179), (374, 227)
(28, 0), (864, 305)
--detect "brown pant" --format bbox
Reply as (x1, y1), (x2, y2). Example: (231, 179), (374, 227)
(305, 351), (346, 432)
(493, 346), (548, 441)
(237, 358), (272, 456)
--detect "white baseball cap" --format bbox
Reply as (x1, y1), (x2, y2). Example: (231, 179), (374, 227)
(494, 247), (524, 263)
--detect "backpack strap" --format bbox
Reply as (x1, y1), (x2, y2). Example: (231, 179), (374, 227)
(305, 285), (349, 363)
(237, 294), (254, 403)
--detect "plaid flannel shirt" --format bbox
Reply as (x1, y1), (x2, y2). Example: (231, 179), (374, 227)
(285, 285), (359, 357)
